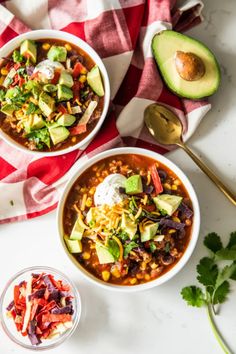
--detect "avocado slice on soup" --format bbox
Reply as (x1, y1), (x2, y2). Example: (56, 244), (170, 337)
(152, 30), (221, 99)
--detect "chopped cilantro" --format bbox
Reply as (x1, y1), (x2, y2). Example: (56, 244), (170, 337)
(124, 241), (138, 258)
(27, 127), (50, 149)
(0, 89), (5, 102)
(13, 50), (24, 63)
(26, 102), (38, 115)
(150, 242), (156, 253)
(164, 242), (170, 253)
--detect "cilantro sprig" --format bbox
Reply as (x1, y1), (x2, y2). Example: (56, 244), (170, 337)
(181, 231), (236, 354)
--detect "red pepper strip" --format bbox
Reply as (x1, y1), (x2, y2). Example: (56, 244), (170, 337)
(11, 74), (20, 86)
(14, 63), (21, 70)
(51, 70), (60, 84)
(42, 313), (72, 323)
(70, 124), (87, 136)
(14, 285), (20, 306)
(19, 77), (25, 87)
(5, 61), (13, 70)
(72, 62), (86, 78)
(58, 104), (68, 114)
(149, 164), (163, 195)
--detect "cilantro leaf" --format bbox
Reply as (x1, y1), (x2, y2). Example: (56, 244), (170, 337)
(215, 263), (236, 289)
(124, 241), (138, 258)
(0, 89), (5, 102)
(13, 50), (24, 63)
(107, 239), (120, 261)
(227, 231), (236, 249)
(204, 232), (223, 253)
(181, 286), (206, 307)
(197, 257), (218, 287)
(213, 281), (230, 304)
(150, 242), (156, 253)
(118, 230), (129, 242)
(26, 102), (38, 115)
(215, 248), (236, 261)
(27, 127), (50, 149)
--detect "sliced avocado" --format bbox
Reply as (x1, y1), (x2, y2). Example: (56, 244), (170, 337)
(152, 30), (221, 99)
(153, 194), (183, 216)
(43, 84), (58, 93)
(70, 218), (84, 240)
(38, 92), (55, 117)
(64, 237), (82, 253)
(57, 114), (76, 127)
(59, 71), (73, 88)
(49, 125), (70, 145)
(47, 46), (67, 62)
(24, 114), (45, 132)
(20, 40), (37, 63)
(125, 175), (143, 195)
(57, 85), (73, 101)
(1, 103), (18, 115)
(5, 87), (19, 99)
(95, 243), (115, 264)
(141, 222), (158, 242)
(121, 212), (137, 240)
(3, 68), (17, 88)
(87, 65), (104, 97)
(86, 207), (96, 224)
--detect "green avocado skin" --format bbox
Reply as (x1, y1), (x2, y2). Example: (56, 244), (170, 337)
(151, 30), (221, 100)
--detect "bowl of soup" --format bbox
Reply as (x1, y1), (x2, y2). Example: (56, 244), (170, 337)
(57, 147), (200, 292)
(0, 30), (110, 155)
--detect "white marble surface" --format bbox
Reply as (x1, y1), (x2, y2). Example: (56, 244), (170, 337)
(1, 1), (236, 353)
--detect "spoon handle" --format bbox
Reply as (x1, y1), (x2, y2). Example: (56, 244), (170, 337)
(178, 142), (236, 206)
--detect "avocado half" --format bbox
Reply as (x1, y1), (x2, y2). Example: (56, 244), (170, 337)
(152, 30), (221, 99)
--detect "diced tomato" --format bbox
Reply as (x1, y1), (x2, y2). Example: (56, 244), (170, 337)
(5, 61), (13, 70)
(149, 164), (163, 195)
(11, 74), (19, 86)
(72, 81), (81, 100)
(72, 62), (86, 78)
(51, 70), (60, 84)
(58, 104), (67, 114)
(70, 124), (87, 136)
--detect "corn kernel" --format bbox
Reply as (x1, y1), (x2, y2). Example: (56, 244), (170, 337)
(130, 278), (137, 285)
(85, 197), (92, 207)
(1, 67), (8, 76)
(155, 162), (159, 168)
(82, 252), (90, 260)
(172, 216), (181, 223)
(80, 187), (87, 193)
(80, 67), (87, 74)
(185, 219), (192, 226)
(144, 274), (151, 281)
(79, 74), (87, 83)
(0, 76), (4, 85)
(111, 267), (121, 278)
(42, 43), (51, 50)
(71, 136), (76, 143)
(140, 261), (147, 271)
(169, 229), (176, 234)
(99, 177), (104, 182)
(102, 271), (110, 282)
(174, 179), (181, 186)
(164, 183), (171, 190)
(150, 263), (158, 269)
(88, 187), (96, 195)
(65, 43), (72, 51)
(171, 184), (177, 190)
(96, 172), (100, 177)
(136, 273), (144, 279)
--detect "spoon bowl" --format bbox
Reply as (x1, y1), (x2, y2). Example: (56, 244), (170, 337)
(144, 103), (236, 206)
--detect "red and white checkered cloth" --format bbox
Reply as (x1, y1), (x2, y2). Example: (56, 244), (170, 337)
(0, 0), (210, 224)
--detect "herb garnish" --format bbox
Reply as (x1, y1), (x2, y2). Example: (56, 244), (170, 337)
(181, 231), (236, 354)
(124, 241), (138, 258)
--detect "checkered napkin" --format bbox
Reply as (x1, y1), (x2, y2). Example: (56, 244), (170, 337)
(0, 0), (210, 224)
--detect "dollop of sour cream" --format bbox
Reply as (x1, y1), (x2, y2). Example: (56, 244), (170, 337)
(94, 174), (127, 207)
(33, 60), (64, 81)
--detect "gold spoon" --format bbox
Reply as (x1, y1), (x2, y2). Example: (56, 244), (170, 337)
(144, 103), (236, 206)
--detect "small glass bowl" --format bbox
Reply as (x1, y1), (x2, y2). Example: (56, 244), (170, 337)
(0, 266), (81, 350)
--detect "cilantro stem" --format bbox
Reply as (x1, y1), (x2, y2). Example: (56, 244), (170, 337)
(207, 303), (232, 354)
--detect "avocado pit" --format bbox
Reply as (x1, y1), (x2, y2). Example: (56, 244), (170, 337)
(175, 51), (205, 81)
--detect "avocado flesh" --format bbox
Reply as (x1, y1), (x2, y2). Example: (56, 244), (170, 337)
(152, 30), (221, 99)
(64, 237), (82, 253)
(141, 222), (158, 242)
(95, 243), (115, 264)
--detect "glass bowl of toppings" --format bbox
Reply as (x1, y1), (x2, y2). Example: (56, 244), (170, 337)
(0, 266), (81, 350)
(57, 147), (200, 292)
(0, 29), (110, 155)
